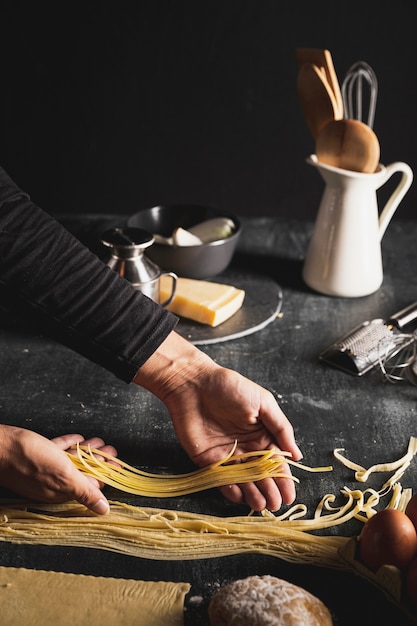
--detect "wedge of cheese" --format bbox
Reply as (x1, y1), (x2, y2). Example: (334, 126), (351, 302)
(160, 276), (245, 327)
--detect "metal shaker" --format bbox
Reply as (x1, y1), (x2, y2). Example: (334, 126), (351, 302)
(101, 227), (177, 307)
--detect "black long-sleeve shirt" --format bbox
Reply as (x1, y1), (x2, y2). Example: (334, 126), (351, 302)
(0, 167), (178, 382)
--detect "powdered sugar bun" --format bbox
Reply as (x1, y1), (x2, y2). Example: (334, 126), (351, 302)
(208, 575), (333, 626)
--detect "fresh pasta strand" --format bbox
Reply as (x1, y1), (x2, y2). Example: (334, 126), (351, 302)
(0, 486), (404, 569)
(0, 500), (348, 569)
(0, 438), (416, 572)
(66, 444), (333, 497)
(333, 436), (417, 484)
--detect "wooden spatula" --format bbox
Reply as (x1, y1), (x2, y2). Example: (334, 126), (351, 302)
(296, 48), (344, 119)
(297, 62), (339, 139)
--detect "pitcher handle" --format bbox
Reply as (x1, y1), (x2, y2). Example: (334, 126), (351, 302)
(160, 272), (177, 307)
(378, 162), (413, 239)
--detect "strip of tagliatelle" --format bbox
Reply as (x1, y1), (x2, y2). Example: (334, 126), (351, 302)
(1, 437), (416, 570)
(66, 442), (333, 497)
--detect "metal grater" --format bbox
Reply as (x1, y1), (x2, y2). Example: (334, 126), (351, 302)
(319, 301), (417, 376)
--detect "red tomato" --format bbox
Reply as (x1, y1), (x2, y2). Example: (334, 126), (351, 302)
(406, 557), (417, 605)
(358, 509), (417, 571)
(406, 493), (417, 530)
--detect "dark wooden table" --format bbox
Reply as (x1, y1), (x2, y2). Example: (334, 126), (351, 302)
(1, 215), (417, 625)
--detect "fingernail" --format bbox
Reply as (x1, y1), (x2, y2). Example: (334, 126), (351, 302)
(91, 498), (109, 515)
(295, 446), (303, 460)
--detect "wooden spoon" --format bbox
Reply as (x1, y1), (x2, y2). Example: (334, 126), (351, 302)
(315, 118), (380, 173)
(297, 62), (340, 139)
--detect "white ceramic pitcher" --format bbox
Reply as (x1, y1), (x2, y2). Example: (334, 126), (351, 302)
(302, 154), (413, 297)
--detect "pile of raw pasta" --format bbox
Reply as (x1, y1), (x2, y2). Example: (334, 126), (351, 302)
(0, 437), (416, 570)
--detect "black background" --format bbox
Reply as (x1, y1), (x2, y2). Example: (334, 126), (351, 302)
(1, 0), (415, 219)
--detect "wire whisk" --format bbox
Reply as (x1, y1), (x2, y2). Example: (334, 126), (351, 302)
(342, 61), (378, 129)
(378, 330), (417, 384)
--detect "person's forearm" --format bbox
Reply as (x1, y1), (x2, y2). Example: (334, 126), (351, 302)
(133, 330), (217, 401)
(0, 166), (178, 382)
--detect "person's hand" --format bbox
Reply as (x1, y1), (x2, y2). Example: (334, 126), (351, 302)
(165, 366), (302, 512)
(134, 332), (303, 512)
(0, 425), (117, 514)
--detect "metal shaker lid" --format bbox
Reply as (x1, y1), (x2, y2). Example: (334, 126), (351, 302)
(101, 227), (161, 283)
(101, 227), (155, 256)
